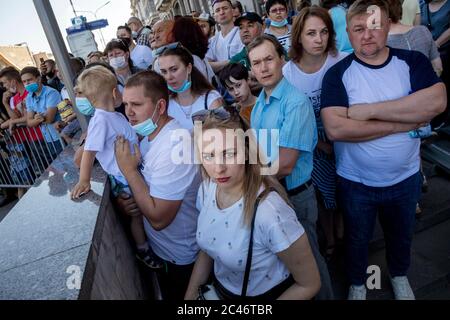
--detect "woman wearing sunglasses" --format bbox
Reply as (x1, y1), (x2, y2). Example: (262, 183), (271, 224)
(264, 0), (292, 53)
(184, 107), (321, 300)
(158, 46), (224, 131)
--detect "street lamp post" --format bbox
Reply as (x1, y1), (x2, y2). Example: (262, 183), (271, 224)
(33, 0), (88, 132)
(69, 0), (77, 17)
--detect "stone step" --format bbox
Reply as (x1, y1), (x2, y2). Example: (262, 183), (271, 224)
(369, 164), (450, 252)
(329, 218), (450, 300)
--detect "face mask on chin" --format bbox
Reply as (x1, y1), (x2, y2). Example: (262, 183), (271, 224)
(271, 19), (288, 28)
(133, 106), (161, 137)
(167, 73), (192, 94)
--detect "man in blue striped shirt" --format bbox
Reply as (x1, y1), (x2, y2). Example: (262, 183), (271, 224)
(248, 34), (333, 300)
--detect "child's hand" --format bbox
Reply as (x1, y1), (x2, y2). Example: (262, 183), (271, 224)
(115, 135), (142, 175)
(34, 113), (45, 123)
(71, 181), (91, 200)
(0, 120), (10, 130)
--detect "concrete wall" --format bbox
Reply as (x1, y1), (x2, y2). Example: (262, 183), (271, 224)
(80, 182), (153, 300)
(0, 147), (156, 300)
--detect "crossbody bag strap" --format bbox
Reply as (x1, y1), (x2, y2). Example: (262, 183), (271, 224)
(241, 188), (275, 297)
(204, 90), (211, 110)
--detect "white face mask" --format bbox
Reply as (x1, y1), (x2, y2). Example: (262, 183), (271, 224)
(109, 56), (128, 70)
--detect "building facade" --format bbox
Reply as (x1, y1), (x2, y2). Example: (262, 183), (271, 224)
(129, 0), (270, 24)
(0, 45), (37, 71)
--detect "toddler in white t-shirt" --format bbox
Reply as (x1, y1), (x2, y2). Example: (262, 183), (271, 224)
(70, 65), (163, 269)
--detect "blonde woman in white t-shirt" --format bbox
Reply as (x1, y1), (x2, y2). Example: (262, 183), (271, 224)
(184, 107), (320, 300)
(158, 46), (224, 131)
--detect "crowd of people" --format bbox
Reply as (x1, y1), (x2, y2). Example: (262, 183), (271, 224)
(0, 0), (449, 300)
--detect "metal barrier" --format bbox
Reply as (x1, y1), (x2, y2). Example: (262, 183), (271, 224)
(0, 124), (65, 188)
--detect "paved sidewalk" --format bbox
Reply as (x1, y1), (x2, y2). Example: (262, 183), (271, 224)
(0, 200), (18, 223)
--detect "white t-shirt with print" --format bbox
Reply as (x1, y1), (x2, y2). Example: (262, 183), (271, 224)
(168, 90), (222, 131)
(84, 109), (138, 185)
(140, 119), (201, 265)
(206, 27), (244, 62)
(196, 181), (305, 296)
(283, 52), (349, 119)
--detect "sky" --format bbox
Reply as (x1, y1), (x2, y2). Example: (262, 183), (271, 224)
(0, 0), (132, 54)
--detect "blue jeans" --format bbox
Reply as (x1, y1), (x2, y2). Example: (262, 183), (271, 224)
(337, 172), (422, 286)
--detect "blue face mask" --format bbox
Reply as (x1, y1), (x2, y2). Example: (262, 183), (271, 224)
(167, 74), (192, 94)
(25, 83), (39, 94)
(76, 97), (96, 116)
(271, 19), (288, 28)
(133, 107), (160, 137)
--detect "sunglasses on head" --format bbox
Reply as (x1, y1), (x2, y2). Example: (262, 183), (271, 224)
(110, 38), (128, 48)
(153, 42), (183, 57)
(192, 106), (247, 127)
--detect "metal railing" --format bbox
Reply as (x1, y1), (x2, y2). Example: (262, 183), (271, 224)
(0, 124), (65, 188)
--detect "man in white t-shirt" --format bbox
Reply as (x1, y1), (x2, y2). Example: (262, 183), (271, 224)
(207, 0), (244, 73)
(114, 70), (200, 301)
(321, 0), (446, 301)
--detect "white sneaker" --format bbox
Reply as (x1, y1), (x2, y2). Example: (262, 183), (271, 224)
(348, 285), (367, 300)
(390, 276), (415, 300)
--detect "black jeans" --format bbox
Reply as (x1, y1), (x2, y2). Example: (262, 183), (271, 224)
(156, 260), (194, 300)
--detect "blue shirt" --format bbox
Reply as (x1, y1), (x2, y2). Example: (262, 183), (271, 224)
(420, 0), (450, 49)
(26, 85), (62, 142)
(251, 77), (317, 190)
(330, 6), (353, 53)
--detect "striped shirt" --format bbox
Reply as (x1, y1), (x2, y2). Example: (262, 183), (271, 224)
(264, 25), (292, 54)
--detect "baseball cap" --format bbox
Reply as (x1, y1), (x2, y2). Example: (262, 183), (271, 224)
(234, 12), (263, 27)
(195, 13), (216, 26)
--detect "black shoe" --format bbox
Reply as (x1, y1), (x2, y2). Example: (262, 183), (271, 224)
(136, 249), (164, 270)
